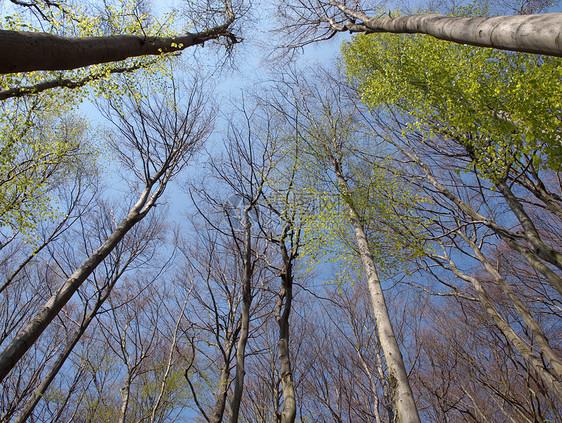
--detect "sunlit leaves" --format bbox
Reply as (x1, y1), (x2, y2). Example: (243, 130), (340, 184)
(0, 0), (182, 101)
(0, 95), (96, 238)
(342, 32), (562, 175)
(0, 0), (184, 240)
(288, 131), (428, 284)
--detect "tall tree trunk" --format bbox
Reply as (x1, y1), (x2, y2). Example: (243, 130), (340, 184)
(276, 240), (297, 423)
(333, 160), (421, 423)
(398, 143), (562, 296)
(0, 182), (159, 382)
(118, 373), (132, 423)
(0, 14), (236, 73)
(458, 231), (562, 380)
(329, 0), (562, 57)
(229, 207), (253, 423)
(210, 360), (233, 423)
(494, 180), (562, 270)
(13, 265), (124, 423)
(184, 340), (234, 423)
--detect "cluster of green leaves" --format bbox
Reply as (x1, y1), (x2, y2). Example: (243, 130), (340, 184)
(288, 132), (428, 284)
(0, 95), (95, 238)
(0, 0), (183, 101)
(342, 32), (562, 175)
(0, 0), (185, 239)
(344, 159), (429, 272)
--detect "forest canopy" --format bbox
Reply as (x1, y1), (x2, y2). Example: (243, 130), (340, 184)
(0, 0), (561, 422)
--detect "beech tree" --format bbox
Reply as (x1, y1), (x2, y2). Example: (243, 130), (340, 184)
(266, 69), (427, 422)
(10, 210), (171, 422)
(0, 75), (214, 383)
(0, 0), (239, 74)
(341, 30), (562, 412)
(4, 0), (562, 420)
(416, 285), (561, 422)
(276, 0), (562, 57)
(182, 132), (272, 422)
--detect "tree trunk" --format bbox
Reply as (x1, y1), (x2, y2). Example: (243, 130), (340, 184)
(276, 241), (297, 423)
(118, 373), (132, 423)
(0, 183), (157, 382)
(441, 251), (562, 403)
(330, 0), (562, 57)
(0, 17), (235, 74)
(210, 360), (233, 423)
(13, 266), (124, 423)
(333, 161), (421, 423)
(458, 231), (562, 380)
(398, 144), (562, 296)
(494, 180), (562, 271)
(229, 206), (253, 423)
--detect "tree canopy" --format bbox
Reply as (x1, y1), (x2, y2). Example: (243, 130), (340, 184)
(342, 31), (562, 173)
(0, 0), (561, 421)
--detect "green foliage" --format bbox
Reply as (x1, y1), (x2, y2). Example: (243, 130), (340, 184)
(345, 159), (429, 271)
(278, 108), (428, 283)
(298, 158), (428, 284)
(0, 95), (96, 238)
(0, 0), (183, 102)
(342, 31), (562, 175)
(0, 0), (182, 239)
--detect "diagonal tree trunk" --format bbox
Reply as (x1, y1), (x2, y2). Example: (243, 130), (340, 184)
(0, 77), (210, 382)
(457, 230), (562, 380)
(328, 0), (562, 57)
(433, 245), (562, 403)
(0, 12), (236, 74)
(13, 263), (126, 423)
(0, 183), (158, 383)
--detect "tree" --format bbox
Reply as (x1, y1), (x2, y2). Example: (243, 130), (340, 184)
(179, 225), (242, 423)
(341, 31), (562, 409)
(0, 97), (96, 239)
(343, 29), (562, 293)
(342, 30), (562, 170)
(9, 208), (166, 422)
(7, 206), (185, 422)
(0, 75), (214, 383)
(0, 0), (239, 74)
(182, 139), (271, 422)
(268, 69), (426, 422)
(276, 0), (562, 57)
(416, 287), (561, 422)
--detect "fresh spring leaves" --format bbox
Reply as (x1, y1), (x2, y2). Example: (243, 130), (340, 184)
(342, 33), (562, 175)
(0, 96), (95, 238)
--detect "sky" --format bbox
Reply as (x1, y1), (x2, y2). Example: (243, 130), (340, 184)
(2, 0), (561, 419)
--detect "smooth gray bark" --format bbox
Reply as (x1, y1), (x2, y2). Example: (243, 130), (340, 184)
(495, 180), (562, 271)
(118, 372), (132, 423)
(13, 265), (124, 423)
(333, 160), (421, 423)
(0, 184), (155, 382)
(330, 0), (562, 57)
(458, 231), (562, 380)
(394, 141), (562, 402)
(399, 144), (562, 296)
(210, 360), (233, 423)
